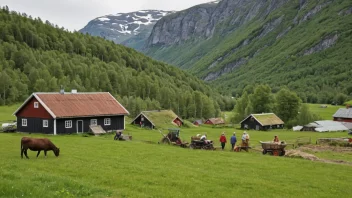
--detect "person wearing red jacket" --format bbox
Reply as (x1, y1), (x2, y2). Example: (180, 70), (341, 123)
(219, 132), (227, 150)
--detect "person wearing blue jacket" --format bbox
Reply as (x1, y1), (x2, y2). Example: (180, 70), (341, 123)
(230, 132), (237, 151)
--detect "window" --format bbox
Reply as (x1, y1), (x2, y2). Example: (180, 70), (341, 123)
(65, 120), (72, 128)
(43, 120), (49, 128)
(34, 102), (39, 108)
(22, 119), (27, 127)
(91, 119), (97, 126)
(104, 118), (111, 126)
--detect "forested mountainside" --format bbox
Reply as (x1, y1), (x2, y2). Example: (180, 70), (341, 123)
(145, 0), (352, 103)
(0, 7), (235, 118)
(80, 10), (174, 50)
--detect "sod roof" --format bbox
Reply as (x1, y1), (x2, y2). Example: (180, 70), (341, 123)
(138, 110), (183, 129)
(241, 113), (284, 126)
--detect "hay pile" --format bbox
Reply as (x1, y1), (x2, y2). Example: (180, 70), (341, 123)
(285, 150), (319, 161)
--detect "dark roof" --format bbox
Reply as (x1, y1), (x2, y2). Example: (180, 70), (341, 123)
(193, 120), (203, 124)
(333, 108), (352, 119)
(14, 92), (129, 118)
(240, 113), (284, 126)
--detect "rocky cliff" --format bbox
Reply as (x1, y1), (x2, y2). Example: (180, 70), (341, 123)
(144, 0), (352, 99)
(146, 0), (288, 47)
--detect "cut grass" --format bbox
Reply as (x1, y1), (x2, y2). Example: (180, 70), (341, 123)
(1, 129), (352, 198)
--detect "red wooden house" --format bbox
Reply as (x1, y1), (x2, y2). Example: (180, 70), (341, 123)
(333, 106), (352, 123)
(204, 118), (225, 125)
(13, 91), (129, 135)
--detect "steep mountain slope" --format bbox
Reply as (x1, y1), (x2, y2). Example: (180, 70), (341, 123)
(0, 7), (234, 118)
(145, 0), (352, 103)
(80, 10), (174, 50)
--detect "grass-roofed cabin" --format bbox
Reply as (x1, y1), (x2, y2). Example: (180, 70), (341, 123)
(240, 113), (284, 131)
(131, 110), (183, 129)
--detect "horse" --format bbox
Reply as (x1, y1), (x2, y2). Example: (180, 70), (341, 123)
(20, 137), (60, 159)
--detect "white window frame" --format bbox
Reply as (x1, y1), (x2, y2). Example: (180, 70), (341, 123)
(43, 120), (49, 128)
(65, 120), (72, 128)
(91, 119), (97, 126)
(22, 119), (27, 127)
(34, 102), (39, 108)
(104, 118), (111, 126)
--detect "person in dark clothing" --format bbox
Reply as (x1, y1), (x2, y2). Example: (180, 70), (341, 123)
(230, 132), (237, 151)
(219, 132), (227, 150)
(114, 131), (122, 140)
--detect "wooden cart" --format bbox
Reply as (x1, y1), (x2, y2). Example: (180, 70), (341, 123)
(260, 141), (287, 156)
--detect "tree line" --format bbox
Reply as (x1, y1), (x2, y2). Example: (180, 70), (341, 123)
(232, 84), (321, 128)
(0, 6), (235, 119)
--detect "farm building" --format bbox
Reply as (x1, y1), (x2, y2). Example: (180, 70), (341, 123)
(300, 120), (350, 132)
(193, 120), (203, 126)
(240, 113), (284, 131)
(13, 91), (129, 135)
(333, 106), (352, 122)
(131, 110), (183, 129)
(204, 118), (225, 125)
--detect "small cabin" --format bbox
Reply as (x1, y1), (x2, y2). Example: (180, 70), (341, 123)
(240, 113), (284, 131)
(131, 110), (183, 129)
(193, 120), (203, 126)
(204, 118), (225, 125)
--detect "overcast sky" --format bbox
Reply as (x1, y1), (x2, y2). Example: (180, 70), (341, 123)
(0, 0), (212, 31)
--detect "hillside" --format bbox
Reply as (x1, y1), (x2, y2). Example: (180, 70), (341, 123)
(80, 10), (174, 50)
(145, 0), (352, 103)
(0, 6), (234, 118)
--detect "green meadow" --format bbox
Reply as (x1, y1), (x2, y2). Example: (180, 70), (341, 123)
(1, 104), (352, 197)
(1, 127), (352, 198)
(306, 103), (343, 120)
(0, 104), (18, 124)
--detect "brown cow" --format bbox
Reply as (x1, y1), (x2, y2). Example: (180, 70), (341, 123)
(21, 137), (60, 159)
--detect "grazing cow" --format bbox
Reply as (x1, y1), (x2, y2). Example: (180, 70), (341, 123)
(20, 137), (60, 159)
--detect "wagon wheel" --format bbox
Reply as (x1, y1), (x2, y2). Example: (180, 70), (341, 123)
(161, 137), (171, 144)
(189, 144), (195, 149)
(201, 145), (209, 150)
(262, 150), (267, 155)
(280, 150), (286, 156)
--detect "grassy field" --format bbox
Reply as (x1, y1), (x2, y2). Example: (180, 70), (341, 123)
(306, 103), (343, 120)
(0, 104), (19, 124)
(1, 104), (352, 197)
(1, 126), (352, 198)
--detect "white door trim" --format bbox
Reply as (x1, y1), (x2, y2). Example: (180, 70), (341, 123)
(76, 120), (83, 133)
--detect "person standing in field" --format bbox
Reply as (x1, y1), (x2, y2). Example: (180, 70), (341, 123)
(230, 132), (237, 151)
(245, 132), (250, 146)
(219, 132), (227, 150)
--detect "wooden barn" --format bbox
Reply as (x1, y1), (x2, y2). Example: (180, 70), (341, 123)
(13, 91), (129, 135)
(193, 120), (203, 126)
(204, 118), (225, 125)
(333, 106), (352, 123)
(131, 110), (183, 129)
(240, 113), (284, 131)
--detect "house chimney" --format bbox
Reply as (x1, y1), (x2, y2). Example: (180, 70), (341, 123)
(71, 89), (77, 94)
(59, 85), (64, 94)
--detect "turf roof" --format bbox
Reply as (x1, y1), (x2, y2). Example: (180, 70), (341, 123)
(249, 113), (284, 126)
(141, 110), (182, 129)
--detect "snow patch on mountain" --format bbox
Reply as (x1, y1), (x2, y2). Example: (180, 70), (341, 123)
(98, 17), (110, 21)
